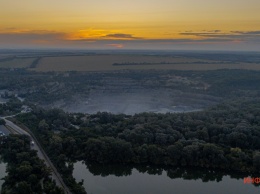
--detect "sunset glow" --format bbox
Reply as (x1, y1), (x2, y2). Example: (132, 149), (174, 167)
(1, 0), (260, 50)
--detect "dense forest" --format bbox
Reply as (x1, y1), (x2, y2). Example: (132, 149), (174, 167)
(0, 135), (64, 194)
(16, 98), (260, 175)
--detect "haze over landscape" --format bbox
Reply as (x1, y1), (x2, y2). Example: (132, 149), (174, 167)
(1, 1), (260, 194)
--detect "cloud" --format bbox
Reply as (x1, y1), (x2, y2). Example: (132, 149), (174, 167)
(211, 30), (221, 33)
(202, 30), (222, 33)
(0, 28), (259, 51)
(66, 30), (143, 41)
(179, 30), (260, 42)
(230, 31), (260, 35)
(104, 33), (142, 40)
(180, 32), (229, 38)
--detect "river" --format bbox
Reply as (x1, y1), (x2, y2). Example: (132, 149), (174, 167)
(72, 161), (259, 194)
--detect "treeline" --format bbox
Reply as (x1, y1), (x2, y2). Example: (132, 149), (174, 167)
(29, 57), (42, 68)
(16, 98), (260, 174)
(0, 135), (64, 194)
(84, 162), (258, 184)
(112, 61), (228, 66)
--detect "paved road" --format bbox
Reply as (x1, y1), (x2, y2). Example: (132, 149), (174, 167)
(2, 118), (71, 194)
(3, 119), (31, 135)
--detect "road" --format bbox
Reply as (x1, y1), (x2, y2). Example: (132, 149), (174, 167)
(3, 119), (31, 136)
(1, 117), (71, 194)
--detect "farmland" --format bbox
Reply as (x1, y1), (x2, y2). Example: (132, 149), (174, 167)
(33, 54), (260, 72)
(0, 50), (260, 72)
(34, 55), (214, 72)
(0, 57), (36, 69)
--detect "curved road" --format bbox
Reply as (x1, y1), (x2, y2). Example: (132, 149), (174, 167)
(2, 117), (71, 194)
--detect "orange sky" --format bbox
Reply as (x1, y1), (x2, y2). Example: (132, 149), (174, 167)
(1, 0), (260, 50)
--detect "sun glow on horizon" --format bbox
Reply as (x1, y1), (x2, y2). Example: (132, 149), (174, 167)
(1, 0), (260, 50)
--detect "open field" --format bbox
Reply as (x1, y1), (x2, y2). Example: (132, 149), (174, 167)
(32, 54), (260, 72)
(0, 58), (36, 68)
(0, 51), (260, 71)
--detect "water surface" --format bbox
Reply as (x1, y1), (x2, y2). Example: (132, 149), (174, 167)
(73, 162), (259, 194)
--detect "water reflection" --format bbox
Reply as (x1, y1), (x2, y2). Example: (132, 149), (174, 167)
(73, 161), (259, 194)
(86, 162), (256, 183)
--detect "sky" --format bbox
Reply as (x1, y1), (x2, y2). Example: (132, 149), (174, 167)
(1, 0), (260, 51)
